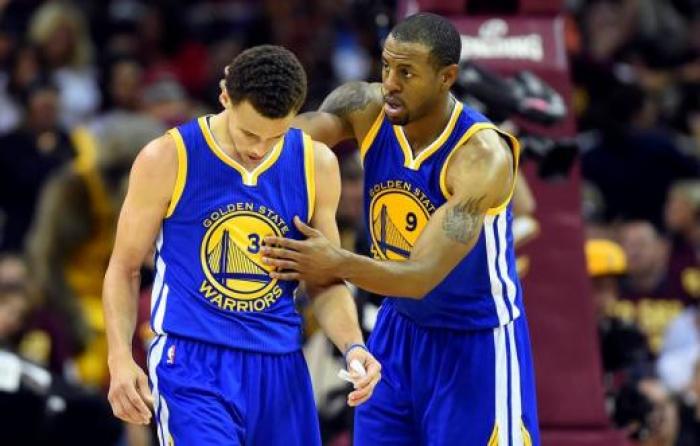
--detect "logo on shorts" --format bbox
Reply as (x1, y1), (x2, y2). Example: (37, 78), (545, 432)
(166, 345), (176, 365)
(368, 181), (435, 261)
(199, 203), (290, 312)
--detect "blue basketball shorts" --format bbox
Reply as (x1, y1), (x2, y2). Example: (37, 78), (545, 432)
(147, 335), (321, 446)
(355, 302), (540, 446)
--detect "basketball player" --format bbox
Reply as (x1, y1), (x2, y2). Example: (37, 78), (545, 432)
(102, 45), (381, 446)
(262, 14), (540, 446)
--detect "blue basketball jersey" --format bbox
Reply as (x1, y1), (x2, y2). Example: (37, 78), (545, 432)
(362, 101), (523, 330)
(150, 115), (315, 353)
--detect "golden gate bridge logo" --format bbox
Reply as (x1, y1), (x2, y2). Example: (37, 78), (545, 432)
(369, 189), (430, 261)
(373, 204), (412, 258)
(200, 211), (281, 300)
(207, 228), (269, 284)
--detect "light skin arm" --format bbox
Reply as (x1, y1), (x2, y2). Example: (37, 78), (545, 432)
(103, 134), (177, 425)
(303, 141), (381, 406)
(292, 81), (383, 147)
(262, 129), (514, 298)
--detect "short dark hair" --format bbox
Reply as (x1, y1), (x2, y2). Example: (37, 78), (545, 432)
(390, 13), (461, 68)
(224, 45), (307, 118)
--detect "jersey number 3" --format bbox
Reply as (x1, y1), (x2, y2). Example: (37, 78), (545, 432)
(248, 233), (261, 254)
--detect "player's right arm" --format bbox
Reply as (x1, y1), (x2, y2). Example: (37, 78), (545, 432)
(103, 134), (177, 425)
(292, 81), (383, 147)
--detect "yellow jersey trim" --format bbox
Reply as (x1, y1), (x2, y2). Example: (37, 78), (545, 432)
(438, 123), (499, 198)
(486, 129), (520, 216)
(487, 423), (499, 446)
(197, 115), (284, 186)
(165, 128), (188, 218)
(360, 110), (385, 163)
(303, 133), (316, 222)
(437, 123), (520, 216)
(393, 123), (414, 169)
(393, 100), (463, 170)
(522, 421), (533, 446)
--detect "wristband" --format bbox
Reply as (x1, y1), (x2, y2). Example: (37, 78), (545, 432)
(344, 343), (368, 362)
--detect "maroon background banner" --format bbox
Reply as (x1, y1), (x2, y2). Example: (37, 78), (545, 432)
(453, 16), (627, 445)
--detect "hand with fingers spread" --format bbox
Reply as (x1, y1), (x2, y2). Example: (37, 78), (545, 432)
(262, 216), (346, 285)
(343, 344), (382, 407)
(107, 354), (154, 425)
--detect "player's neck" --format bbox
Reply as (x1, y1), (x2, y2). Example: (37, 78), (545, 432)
(209, 112), (261, 170)
(209, 112), (235, 156)
(402, 95), (455, 156)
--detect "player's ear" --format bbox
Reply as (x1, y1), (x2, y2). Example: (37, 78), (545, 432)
(219, 81), (230, 109)
(439, 64), (458, 92)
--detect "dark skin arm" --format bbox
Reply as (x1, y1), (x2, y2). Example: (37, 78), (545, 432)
(262, 128), (515, 298)
(292, 81), (383, 147)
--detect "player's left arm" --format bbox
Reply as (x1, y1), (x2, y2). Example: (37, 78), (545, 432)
(302, 141), (381, 406)
(263, 129), (514, 298)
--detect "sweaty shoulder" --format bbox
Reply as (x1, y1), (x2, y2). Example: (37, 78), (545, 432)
(444, 128), (515, 207)
(319, 82), (384, 138)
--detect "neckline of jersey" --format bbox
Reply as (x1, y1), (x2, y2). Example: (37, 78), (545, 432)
(393, 99), (463, 170)
(198, 114), (285, 186)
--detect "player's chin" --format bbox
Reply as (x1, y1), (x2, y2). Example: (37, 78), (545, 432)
(386, 112), (409, 126)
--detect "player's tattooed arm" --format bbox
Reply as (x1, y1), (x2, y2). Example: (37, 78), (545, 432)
(319, 81), (380, 117)
(292, 82), (382, 147)
(442, 195), (487, 244)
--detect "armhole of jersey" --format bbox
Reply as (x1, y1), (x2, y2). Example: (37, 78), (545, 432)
(485, 129), (520, 215)
(359, 110), (384, 164)
(439, 122), (499, 199)
(303, 133), (316, 222)
(165, 128), (188, 219)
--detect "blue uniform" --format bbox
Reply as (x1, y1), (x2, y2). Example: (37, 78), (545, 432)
(147, 116), (321, 446)
(355, 101), (540, 445)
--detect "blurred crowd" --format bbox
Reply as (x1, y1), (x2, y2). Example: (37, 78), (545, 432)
(570, 0), (700, 445)
(0, 0), (698, 445)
